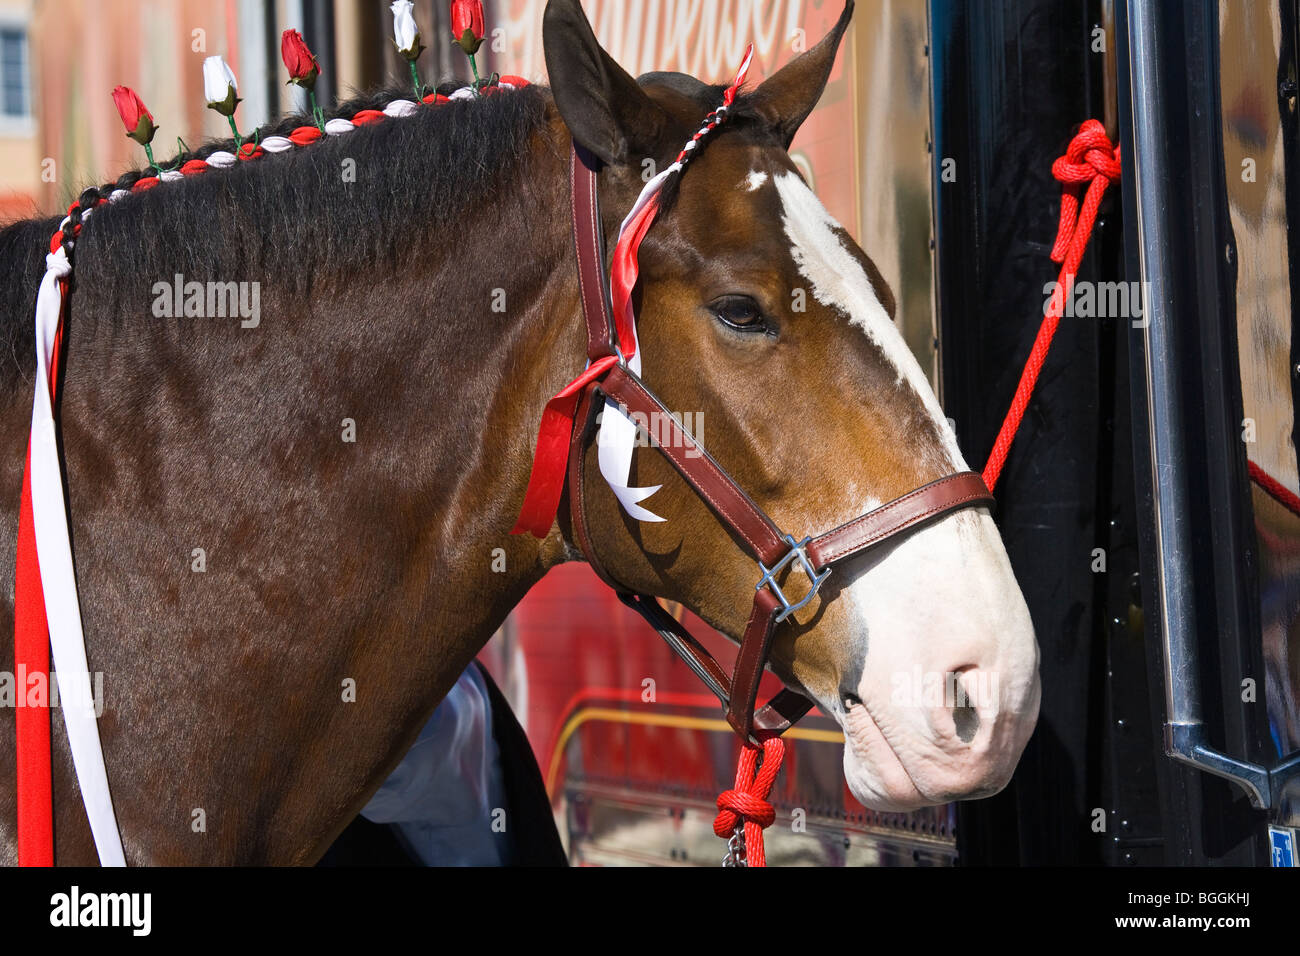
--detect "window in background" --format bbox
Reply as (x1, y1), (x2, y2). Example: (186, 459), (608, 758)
(0, 26), (29, 120)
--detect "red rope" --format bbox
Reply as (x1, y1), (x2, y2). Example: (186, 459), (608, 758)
(978, 121), (1300, 524)
(714, 737), (784, 867)
(982, 120), (1121, 491)
(1249, 460), (1300, 517)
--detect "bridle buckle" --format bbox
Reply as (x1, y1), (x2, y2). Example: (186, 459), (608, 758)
(756, 535), (831, 623)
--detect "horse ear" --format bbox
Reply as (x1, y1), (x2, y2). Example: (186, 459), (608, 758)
(749, 1), (855, 148)
(543, 0), (669, 166)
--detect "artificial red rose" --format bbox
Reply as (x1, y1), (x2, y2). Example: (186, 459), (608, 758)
(280, 29), (320, 89)
(451, 0), (485, 55)
(111, 86), (156, 145)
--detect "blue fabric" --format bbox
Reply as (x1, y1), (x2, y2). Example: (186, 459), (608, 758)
(360, 666), (509, 865)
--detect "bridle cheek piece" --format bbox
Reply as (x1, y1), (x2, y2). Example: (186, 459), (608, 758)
(544, 144), (996, 745)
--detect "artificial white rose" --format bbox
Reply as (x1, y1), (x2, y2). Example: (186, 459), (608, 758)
(203, 55), (240, 116)
(391, 1), (424, 60)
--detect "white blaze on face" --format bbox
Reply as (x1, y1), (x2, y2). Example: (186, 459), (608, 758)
(766, 170), (1041, 811)
(772, 170), (965, 470)
(745, 170), (769, 192)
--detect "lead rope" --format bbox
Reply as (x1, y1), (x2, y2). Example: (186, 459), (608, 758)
(710, 122), (1121, 870)
(1249, 460), (1300, 517)
(981, 125), (1300, 515)
(982, 120), (1120, 491)
(714, 737), (784, 867)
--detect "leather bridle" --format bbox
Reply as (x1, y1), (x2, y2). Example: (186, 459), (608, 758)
(560, 143), (995, 744)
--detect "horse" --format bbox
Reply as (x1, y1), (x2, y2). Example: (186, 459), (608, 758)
(0, 0), (1040, 864)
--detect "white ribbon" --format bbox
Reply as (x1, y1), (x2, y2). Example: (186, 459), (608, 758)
(30, 242), (126, 866)
(596, 351), (663, 522)
(383, 99), (419, 118)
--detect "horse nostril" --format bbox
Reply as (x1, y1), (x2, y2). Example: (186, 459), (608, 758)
(951, 669), (981, 742)
(953, 703), (980, 742)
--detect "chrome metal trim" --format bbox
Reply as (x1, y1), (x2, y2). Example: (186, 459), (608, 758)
(1165, 722), (1268, 808)
(1127, 0), (1201, 733)
(756, 535), (832, 624)
(1127, 0), (1291, 809)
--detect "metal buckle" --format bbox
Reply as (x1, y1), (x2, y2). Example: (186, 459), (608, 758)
(756, 534), (832, 623)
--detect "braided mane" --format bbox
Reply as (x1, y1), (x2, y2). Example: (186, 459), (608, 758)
(0, 81), (554, 383)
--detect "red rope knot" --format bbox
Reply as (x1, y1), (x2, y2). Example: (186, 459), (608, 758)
(981, 119), (1120, 493)
(1049, 119), (1120, 265)
(713, 737), (785, 867)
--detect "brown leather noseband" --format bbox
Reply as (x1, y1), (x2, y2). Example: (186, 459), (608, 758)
(562, 144), (994, 744)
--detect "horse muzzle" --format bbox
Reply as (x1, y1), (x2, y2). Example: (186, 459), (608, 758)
(828, 508), (1042, 811)
(839, 664), (1042, 811)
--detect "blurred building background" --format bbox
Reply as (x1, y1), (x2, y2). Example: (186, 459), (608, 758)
(0, 0), (38, 221)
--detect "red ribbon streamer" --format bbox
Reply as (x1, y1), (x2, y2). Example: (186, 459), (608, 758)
(608, 194), (659, 363)
(14, 281), (64, 866)
(510, 355), (620, 538)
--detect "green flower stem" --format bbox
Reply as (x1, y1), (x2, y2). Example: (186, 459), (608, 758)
(308, 89), (324, 130)
(409, 61), (422, 100)
(469, 54), (482, 95)
(227, 115), (243, 149)
(143, 143), (159, 175)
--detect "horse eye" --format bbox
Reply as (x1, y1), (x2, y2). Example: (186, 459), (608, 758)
(710, 296), (768, 334)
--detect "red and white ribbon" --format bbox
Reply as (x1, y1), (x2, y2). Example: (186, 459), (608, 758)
(513, 48), (753, 537)
(593, 45), (754, 525)
(22, 217), (126, 866)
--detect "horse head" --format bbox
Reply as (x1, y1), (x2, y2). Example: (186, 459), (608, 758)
(541, 0), (1040, 811)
